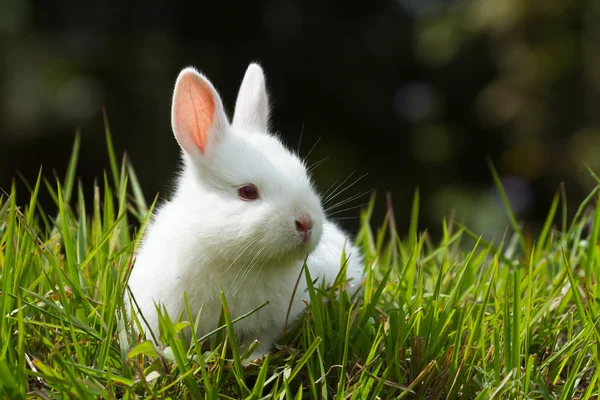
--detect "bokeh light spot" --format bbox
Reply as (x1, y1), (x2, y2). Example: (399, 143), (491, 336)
(411, 124), (458, 163)
(393, 81), (436, 122)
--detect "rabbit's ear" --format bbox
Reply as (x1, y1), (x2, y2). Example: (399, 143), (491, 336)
(171, 67), (229, 158)
(232, 63), (270, 132)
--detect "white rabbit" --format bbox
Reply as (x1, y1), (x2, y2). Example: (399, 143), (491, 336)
(126, 63), (364, 360)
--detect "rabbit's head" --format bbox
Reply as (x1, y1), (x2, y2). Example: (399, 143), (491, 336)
(170, 64), (324, 266)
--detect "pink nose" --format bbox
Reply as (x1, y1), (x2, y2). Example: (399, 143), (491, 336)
(295, 215), (313, 241)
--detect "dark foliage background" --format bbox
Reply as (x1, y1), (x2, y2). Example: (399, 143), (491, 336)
(2, 0), (600, 238)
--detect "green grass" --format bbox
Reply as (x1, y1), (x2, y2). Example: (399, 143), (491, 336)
(1, 126), (599, 399)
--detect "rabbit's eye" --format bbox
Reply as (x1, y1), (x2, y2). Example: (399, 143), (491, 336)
(238, 184), (259, 201)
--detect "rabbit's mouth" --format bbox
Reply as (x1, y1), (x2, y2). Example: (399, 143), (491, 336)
(253, 237), (321, 267)
(290, 229), (322, 259)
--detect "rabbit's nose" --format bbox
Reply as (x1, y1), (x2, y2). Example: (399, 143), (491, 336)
(295, 215), (313, 242)
(295, 215), (313, 232)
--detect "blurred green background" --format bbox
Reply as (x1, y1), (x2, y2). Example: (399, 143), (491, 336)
(1, 0), (600, 239)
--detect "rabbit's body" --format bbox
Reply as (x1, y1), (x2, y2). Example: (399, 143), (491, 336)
(127, 63), (364, 359)
(132, 202), (362, 356)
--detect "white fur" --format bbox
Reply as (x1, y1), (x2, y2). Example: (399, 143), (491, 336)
(127, 63), (364, 359)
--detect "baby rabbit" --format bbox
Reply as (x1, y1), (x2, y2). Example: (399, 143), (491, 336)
(127, 63), (364, 360)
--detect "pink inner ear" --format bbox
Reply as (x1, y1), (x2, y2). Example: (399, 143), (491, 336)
(175, 74), (215, 154)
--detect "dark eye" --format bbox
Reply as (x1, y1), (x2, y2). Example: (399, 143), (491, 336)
(237, 184), (260, 201)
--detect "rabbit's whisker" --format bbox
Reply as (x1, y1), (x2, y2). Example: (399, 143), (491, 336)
(219, 236), (261, 277)
(324, 190), (371, 213)
(227, 237), (264, 291)
(321, 175), (341, 200)
(323, 172), (368, 208)
(249, 242), (278, 292)
(326, 202), (370, 217)
(321, 171), (355, 205)
(296, 123), (304, 154)
(304, 136), (322, 161)
(231, 240), (271, 296)
(230, 237), (268, 291)
(307, 157), (330, 174)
